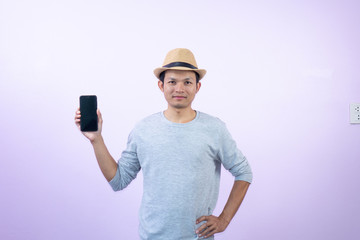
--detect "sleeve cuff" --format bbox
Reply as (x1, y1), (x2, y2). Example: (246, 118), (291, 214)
(235, 173), (253, 183)
(108, 166), (121, 191)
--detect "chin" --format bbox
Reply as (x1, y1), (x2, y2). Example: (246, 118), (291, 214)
(171, 104), (188, 109)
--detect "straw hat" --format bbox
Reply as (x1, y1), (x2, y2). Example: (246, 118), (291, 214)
(154, 48), (206, 80)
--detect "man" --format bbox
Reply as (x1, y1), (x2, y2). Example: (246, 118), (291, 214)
(75, 48), (253, 239)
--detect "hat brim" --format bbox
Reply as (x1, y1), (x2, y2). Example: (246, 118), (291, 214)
(154, 67), (206, 80)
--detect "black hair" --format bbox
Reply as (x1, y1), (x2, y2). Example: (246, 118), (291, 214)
(159, 70), (200, 83)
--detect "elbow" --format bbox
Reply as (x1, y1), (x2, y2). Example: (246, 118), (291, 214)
(109, 179), (131, 192)
(110, 185), (124, 192)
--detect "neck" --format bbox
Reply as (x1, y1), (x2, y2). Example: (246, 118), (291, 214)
(164, 107), (196, 123)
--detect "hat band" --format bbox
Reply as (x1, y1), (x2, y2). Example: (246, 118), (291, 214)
(163, 61), (198, 69)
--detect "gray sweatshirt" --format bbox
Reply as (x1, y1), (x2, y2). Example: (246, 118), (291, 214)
(109, 111), (253, 240)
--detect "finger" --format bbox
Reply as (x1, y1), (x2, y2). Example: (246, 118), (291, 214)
(196, 222), (209, 234)
(75, 118), (81, 128)
(198, 221), (216, 236)
(196, 216), (207, 224)
(203, 228), (217, 238)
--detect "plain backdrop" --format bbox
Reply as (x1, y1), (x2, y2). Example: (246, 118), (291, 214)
(1, 0), (359, 239)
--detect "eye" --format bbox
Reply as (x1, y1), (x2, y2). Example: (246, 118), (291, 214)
(185, 81), (192, 85)
(167, 80), (176, 85)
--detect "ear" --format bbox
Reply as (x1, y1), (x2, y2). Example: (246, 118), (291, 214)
(158, 80), (164, 92)
(196, 82), (201, 93)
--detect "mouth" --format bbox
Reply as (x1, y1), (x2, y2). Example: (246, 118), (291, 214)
(173, 96), (186, 99)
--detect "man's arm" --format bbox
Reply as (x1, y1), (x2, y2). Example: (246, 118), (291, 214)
(90, 135), (117, 182)
(75, 108), (117, 182)
(196, 180), (250, 238)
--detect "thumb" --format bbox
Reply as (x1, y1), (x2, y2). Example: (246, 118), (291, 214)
(97, 109), (102, 122)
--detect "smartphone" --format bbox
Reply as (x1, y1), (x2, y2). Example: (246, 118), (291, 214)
(80, 95), (98, 132)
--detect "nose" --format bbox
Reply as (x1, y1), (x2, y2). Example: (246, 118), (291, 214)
(175, 82), (185, 92)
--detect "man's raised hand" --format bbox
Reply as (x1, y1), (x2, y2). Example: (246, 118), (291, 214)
(74, 108), (103, 143)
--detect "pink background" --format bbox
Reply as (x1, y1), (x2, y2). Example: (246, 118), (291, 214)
(1, 0), (359, 239)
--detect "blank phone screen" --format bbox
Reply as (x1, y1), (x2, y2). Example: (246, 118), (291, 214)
(80, 95), (98, 132)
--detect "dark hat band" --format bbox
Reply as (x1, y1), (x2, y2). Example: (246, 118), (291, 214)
(162, 61), (198, 69)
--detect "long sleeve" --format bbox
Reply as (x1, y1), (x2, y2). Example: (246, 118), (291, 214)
(109, 131), (141, 191)
(217, 123), (253, 183)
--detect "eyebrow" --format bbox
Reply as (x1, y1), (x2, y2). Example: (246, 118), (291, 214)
(168, 77), (193, 81)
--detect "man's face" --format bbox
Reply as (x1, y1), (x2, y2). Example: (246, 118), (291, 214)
(158, 70), (201, 110)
